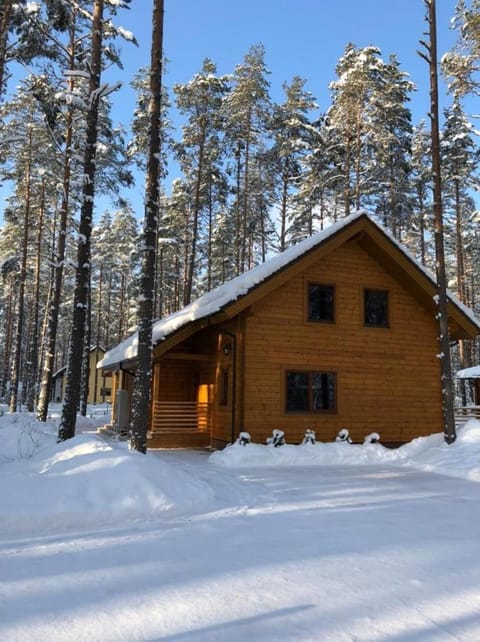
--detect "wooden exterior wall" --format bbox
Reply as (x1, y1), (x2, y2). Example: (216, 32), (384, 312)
(55, 349), (112, 405)
(236, 238), (443, 446)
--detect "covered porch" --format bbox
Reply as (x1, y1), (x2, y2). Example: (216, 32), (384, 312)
(147, 343), (221, 448)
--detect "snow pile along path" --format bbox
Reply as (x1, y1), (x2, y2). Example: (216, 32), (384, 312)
(210, 419), (480, 481)
(0, 416), (214, 538)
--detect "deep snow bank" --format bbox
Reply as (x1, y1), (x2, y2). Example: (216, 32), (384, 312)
(0, 413), (214, 538)
(209, 420), (480, 482)
(2, 410), (480, 539)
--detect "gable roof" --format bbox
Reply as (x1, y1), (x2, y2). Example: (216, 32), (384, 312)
(98, 211), (480, 370)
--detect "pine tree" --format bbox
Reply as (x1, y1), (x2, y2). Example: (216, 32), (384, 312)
(269, 76), (317, 250)
(420, 0), (457, 444)
(130, 0), (164, 454)
(441, 100), (480, 400)
(442, 0), (480, 98)
(441, 100), (479, 302)
(173, 58), (229, 303)
(327, 44), (388, 216)
(223, 44), (272, 273)
(292, 115), (342, 241)
(58, 0), (107, 440)
(371, 55), (414, 239)
(409, 121), (433, 265)
(0, 83), (58, 412)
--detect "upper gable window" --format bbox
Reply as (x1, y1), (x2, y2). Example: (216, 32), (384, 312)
(364, 289), (389, 327)
(308, 284), (335, 323)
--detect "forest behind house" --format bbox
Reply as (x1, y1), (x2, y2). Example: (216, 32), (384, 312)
(0, 0), (479, 432)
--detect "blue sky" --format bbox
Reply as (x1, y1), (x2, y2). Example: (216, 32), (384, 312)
(103, 0), (461, 212)
(113, 0), (459, 129)
(0, 1), (463, 222)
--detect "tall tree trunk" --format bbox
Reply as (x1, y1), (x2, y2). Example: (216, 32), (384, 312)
(130, 0), (164, 453)
(58, 0), (104, 441)
(240, 110), (252, 272)
(422, 0), (456, 444)
(418, 187), (426, 266)
(344, 134), (352, 217)
(25, 179), (46, 411)
(1, 281), (15, 399)
(354, 112), (362, 211)
(93, 262), (103, 404)
(184, 128), (206, 305)
(0, 0), (12, 100)
(207, 180), (213, 291)
(234, 143), (242, 275)
(80, 279), (91, 416)
(454, 177), (469, 405)
(279, 171), (288, 252)
(9, 128), (32, 413)
(37, 25), (76, 422)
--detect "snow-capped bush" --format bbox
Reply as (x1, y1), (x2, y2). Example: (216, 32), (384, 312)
(267, 429), (286, 447)
(237, 431), (251, 446)
(336, 428), (352, 443)
(302, 429), (316, 445)
(364, 432), (380, 445)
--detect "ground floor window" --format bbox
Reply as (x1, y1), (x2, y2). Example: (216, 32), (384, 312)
(285, 371), (336, 412)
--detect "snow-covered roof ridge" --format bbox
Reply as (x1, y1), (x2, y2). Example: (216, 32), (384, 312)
(98, 211), (480, 369)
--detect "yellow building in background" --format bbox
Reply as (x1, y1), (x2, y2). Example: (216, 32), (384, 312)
(51, 346), (112, 405)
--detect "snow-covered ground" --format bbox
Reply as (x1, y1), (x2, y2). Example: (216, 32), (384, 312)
(2, 408), (480, 641)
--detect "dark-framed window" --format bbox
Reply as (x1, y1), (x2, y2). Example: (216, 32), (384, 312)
(308, 283), (335, 322)
(364, 289), (389, 328)
(286, 371), (336, 413)
(219, 368), (229, 406)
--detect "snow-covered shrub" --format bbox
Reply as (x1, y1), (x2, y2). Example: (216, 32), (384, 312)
(336, 428), (352, 444)
(237, 431), (251, 446)
(302, 429), (316, 445)
(267, 429), (286, 447)
(363, 432), (380, 445)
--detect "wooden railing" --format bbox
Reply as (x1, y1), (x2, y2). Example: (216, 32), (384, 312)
(455, 406), (480, 428)
(151, 401), (209, 434)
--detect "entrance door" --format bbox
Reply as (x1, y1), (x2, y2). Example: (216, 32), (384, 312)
(196, 383), (211, 433)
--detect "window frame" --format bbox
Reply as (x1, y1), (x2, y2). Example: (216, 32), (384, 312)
(306, 282), (336, 324)
(285, 369), (337, 414)
(363, 288), (390, 328)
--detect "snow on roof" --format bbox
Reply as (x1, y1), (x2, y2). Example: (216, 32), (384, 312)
(52, 365), (67, 379)
(457, 366), (480, 379)
(98, 211), (480, 370)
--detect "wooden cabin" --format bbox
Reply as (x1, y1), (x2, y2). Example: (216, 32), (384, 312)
(52, 346), (112, 405)
(99, 212), (480, 448)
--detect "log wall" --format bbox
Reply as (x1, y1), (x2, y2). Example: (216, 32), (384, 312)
(240, 238), (443, 445)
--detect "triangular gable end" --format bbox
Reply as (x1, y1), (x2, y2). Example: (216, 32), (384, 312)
(173, 214), (480, 345)
(100, 212), (480, 368)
